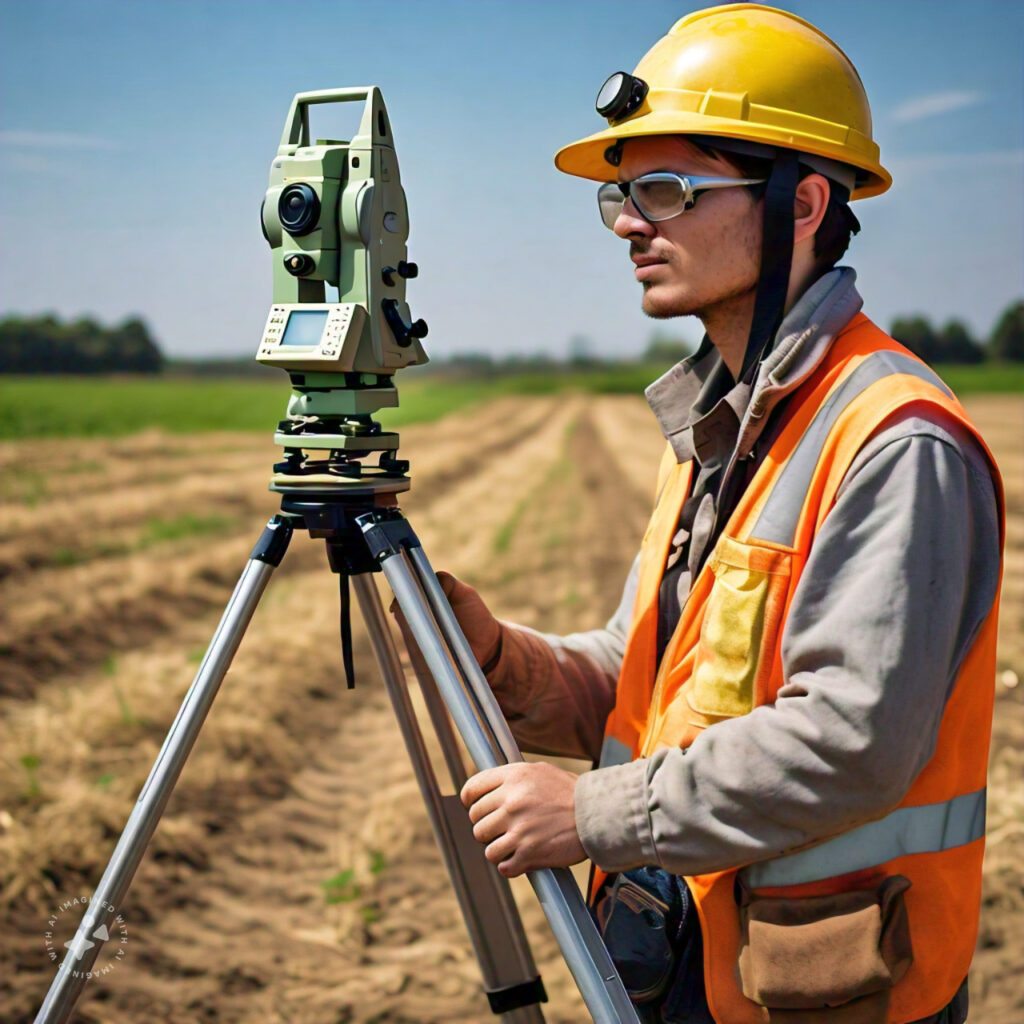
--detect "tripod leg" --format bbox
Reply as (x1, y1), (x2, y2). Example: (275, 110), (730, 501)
(406, 640), (471, 789)
(34, 517), (293, 1024)
(360, 522), (640, 1024)
(353, 574), (547, 1023)
(406, 545), (522, 763)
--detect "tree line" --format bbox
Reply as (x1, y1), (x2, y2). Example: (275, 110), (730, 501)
(890, 300), (1023, 365)
(0, 315), (164, 374)
(644, 299), (1024, 366)
(1, 300), (1021, 375)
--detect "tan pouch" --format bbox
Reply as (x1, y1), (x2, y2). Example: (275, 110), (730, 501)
(738, 875), (913, 1022)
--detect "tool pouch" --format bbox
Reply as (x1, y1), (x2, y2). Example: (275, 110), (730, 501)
(737, 874), (914, 1022)
(595, 867), (686, 1005)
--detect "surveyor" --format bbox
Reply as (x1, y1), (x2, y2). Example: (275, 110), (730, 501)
(428, 6), (1005, 1022)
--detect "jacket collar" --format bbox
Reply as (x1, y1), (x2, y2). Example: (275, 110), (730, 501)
(644, 267), (864, 463)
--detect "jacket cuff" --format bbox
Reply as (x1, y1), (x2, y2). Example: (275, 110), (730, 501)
(574, 759), (658, 872)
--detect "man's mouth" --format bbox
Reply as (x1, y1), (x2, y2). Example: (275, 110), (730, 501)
(631, 255), (666, 268)
(631, 252), (668, 281)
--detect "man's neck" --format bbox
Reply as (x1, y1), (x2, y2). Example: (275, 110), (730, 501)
(702, 261), (822, 380)
(699, 290), (756, 381)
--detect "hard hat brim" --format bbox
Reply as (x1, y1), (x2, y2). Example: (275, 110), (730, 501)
(554, 112), (891, 200)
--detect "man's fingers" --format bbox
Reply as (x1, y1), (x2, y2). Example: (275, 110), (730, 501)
(460, 765), (509, 808)
(484, 832), (518, 868)
(496, 854), (527, 878)
(466, 787), (504, 825)
(435, 570), (458, 598)
(471, 808), (509, 844)
(390, 572), (455, 617)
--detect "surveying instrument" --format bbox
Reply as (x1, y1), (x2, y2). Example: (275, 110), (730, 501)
(34, 89), (641, 1024)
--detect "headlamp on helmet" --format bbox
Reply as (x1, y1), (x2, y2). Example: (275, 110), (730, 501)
(595, 72), (649, 123)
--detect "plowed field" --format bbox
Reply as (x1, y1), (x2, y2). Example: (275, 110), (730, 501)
(2, 394), (1021, 1023)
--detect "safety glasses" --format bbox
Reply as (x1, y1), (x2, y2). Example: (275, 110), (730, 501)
(597, 172), (765, 230)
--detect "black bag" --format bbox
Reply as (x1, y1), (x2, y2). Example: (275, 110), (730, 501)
(595, 867), (714, 1024)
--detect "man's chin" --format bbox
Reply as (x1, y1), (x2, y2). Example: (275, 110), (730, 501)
(640, 286), (696, 320)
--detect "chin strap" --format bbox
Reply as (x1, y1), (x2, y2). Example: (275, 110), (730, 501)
(740, 149), (800, 385)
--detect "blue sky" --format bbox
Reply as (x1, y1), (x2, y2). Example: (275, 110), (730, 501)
(1, 0), (1022, 360)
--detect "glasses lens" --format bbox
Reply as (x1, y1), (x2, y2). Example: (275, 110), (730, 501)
(597, 182), (625, 230)
(630, 176), (686, 222)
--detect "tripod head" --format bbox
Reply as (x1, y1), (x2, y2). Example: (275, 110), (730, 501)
(255, 88), (428, 494)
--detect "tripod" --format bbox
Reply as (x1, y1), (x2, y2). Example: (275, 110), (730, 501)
(34, 484), (641, 1024)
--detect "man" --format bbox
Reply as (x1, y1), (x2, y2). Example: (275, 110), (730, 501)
(426, 6), (1003, 1022)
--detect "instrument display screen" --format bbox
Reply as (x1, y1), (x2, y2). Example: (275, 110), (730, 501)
(280, 310), (329, 347)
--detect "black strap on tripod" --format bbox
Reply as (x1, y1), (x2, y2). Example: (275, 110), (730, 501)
(339, 574), (356, 689)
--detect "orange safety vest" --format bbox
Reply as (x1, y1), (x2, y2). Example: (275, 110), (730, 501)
(596, 315), (1004, 1023)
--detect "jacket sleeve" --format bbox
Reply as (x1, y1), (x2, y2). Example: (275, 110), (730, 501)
(484, 554), (640, 761)
(574, 413), (1001, 874)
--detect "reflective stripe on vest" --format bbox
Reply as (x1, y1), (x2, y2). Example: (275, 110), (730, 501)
(745, 787), (987, 887)
(751, 351), (953, 545)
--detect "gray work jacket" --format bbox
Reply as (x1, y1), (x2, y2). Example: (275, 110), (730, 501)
(486, 267), (1001, 878)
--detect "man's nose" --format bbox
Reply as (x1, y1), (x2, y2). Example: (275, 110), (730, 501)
(613, 198), (654, 240)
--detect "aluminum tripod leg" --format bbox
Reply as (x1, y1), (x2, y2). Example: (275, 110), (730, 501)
(34, 517), (294, 1024)
(353, 575), (546, 1022)
(362, 517), (641, 1024)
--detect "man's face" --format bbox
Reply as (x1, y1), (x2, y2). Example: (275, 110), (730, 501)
(613, 136), (763, 320)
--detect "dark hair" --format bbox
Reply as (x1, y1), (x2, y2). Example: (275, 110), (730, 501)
(693, 142), (861, 270)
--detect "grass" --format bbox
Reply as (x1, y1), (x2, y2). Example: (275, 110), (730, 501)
(0, 375), (504, 439)
(19, 754), (41, 800)
(104, 655), (138, 726)
(138, 513), (233, 547)
(1, 363), (1020, 440)
(321, 851), (386, 907)
(932, 364), (1024, 395)
(35, 514), (237, 571)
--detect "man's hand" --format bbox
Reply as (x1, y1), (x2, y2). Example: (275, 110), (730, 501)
(390, 571), (502, 671)
(460, 762), (586, 878)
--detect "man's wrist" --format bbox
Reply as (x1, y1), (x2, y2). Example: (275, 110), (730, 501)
(575, 758), (657, 872)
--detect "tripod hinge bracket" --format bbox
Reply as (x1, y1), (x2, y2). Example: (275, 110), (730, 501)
(356, 509), (420, 562)
(250, 516), (295, 566)
(486, 976), (548, 1014)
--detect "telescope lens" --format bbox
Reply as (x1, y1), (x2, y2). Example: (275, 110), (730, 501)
(278, 183), (321, 236)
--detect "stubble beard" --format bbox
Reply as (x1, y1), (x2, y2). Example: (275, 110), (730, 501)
(635, 253), (756, 322)
(639, 271), (711, 321)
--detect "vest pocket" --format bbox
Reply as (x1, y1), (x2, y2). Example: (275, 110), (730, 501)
(687, 536), (792, 720)
(737, 875), (914, 1018)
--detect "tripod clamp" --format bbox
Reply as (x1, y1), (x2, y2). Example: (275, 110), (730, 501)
(263, 499), (412, 691)
(251, 515), (294, 566)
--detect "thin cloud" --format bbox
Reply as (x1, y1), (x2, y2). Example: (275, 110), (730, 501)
(881, 147), (1024, 188)
(890, 90), (986, 123)
(888, 148), (1024, 173)
(0, 130), (119, 150)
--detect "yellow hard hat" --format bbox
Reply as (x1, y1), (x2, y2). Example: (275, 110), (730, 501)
(554, 3), (891, 200)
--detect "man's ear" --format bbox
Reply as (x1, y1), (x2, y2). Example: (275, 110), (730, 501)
(794, 173), (830, 245)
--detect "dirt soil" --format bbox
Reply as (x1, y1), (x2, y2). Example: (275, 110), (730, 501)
(1, 393), (1021, 1023)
